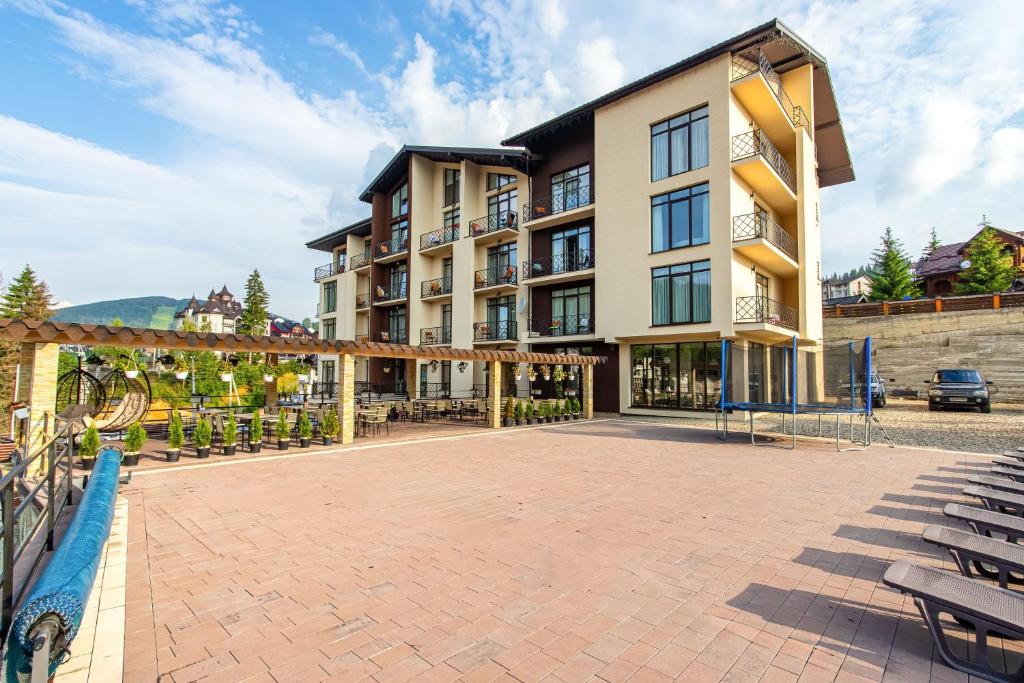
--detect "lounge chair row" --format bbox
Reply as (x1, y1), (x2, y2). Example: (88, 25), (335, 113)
(884, 447), (1024, 682)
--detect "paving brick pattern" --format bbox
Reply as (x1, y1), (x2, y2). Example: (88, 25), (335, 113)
(122, 419), (1009, 682)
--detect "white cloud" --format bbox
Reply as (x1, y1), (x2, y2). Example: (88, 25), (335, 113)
(985, 127), (1024, 186)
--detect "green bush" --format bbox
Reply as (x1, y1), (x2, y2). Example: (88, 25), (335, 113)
(321, 408), (339, 437)
(124, 422), (146, 453)
(540, 402), (550, 419)
(80, 425), (101, 459)
(504, 396), (515, 418)
(249, 411), (263, 442)
(297, 411), (313, 439)
(223, 412), (237, 446)
(554, 400), (562, 416)
(275, 412), (290, 441)
(193, 416), (212, 448)
(168, 411), (184, 450)
(514, 400), (524, 421)
(525, 401), (534, 419)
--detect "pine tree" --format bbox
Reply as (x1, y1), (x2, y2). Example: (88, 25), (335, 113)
(868, 227), (918, 301)
(0, 265), (54, 320)
(921, 227), (941, 261)
(954, 225), (1019, 295)
(239, 269), (269, 336)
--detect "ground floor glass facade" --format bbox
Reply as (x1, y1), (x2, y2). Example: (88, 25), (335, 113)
(630, 341), (721, 410)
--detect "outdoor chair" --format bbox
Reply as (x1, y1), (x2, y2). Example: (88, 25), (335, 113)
(964, 485), (1024, 517)
(362, 407), (389, 436)
(883, 560), (1024, 682)
(992, 466), (1024, 482)
(1002, 447), (1024, 459)
(212, 415), (225, 446)
(992, 457), (1024, 471)
(922, 524), (1024, 588)
(945, 502), (1024, 544)
(968, 475), (1024, 496)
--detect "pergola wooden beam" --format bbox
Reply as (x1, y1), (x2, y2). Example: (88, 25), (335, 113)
(0, 319), (607, 365)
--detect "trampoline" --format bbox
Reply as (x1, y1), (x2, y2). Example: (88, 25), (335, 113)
(715, 336), (893, 450)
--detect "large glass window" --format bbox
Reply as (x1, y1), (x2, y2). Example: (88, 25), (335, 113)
(652, 260), (711, 325)
(487, 242), (517, 273)
(444, 168), (460, 206)
(391, 182), (409, 217)
(488, 188), (518, 221)
(651, 183), (709, 252)
(551, 225), (593, 272)
(389, 263), (408, 298)
(322, 281), (337, 314)
(630, 341), (721, 410)
(551, 164), (591, 211)
(551, 285), (593, 334)
(487, 173), (516, 190)
(321, 318), (336, 341)
(388, 307), (406, 342)
(443, 208), (459, 230)
(651, 105), (709, 181)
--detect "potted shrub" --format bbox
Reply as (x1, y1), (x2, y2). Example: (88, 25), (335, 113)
(540, 364), (551, 381)
(123, 421), (145, 466)
(297, 411), (313, 448)
(514, 400), (524, 426)
(222, 412), (238, 455)
(321, 408), (338, 446)
(572, 397), (581, 419)
(552, 366), (566, 384)
(248, 411), (263, 454)
(275, 412), (290, 450)
(173, 358), (189, 381)
(553, 400), (563, 422)
(503, 397), (515, 427)
(539, 401), (550, 424)
(261, 365), (275, 384)
(526, 365), (537, 382)
(524, 401), (535, 425)
(167, 411), (184, 462)
(219, 360), (234, 383)
(193, 416), (212, 458)
(80, 424), (100, 470)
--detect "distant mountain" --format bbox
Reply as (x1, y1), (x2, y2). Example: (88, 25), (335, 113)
(52, 296), (190, 329)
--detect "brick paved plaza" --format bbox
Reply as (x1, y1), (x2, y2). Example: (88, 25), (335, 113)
(121, 419), (1009, 682)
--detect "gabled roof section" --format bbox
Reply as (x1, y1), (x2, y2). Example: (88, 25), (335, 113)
(305, 217), (372, 253)
(359, 145), (528, 203)
(501, 18), (854, 188)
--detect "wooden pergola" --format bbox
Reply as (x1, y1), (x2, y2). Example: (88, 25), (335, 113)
(0, 319), (605, 447)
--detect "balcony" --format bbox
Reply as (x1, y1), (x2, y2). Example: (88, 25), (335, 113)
(355, 292), (370, 310)
(355, 329), (369, 343)
(373, 282), (408, 306)
(350, 251), (372, 271)
(732, 212), (798, 274)
(376, 329), (408, 344)
(527, 314), (595, 338)
(734, 296), (799, 341)
(474, 265), (518, 294)
(420, 326), (451, 346)
(473, 320), (517, 344)
(522, 249), (595, 285)
(374, 235), (409, 264)
(731, 130), (797, 212)
(730, 51), (808, 154)
(421, 276), (453, 301)
(523, 185), (595, 228)
(420, 382), (451, 398)
(468, 211), (518, 244)
(419, 226), (459, 254)
(313, 260), (344, 282)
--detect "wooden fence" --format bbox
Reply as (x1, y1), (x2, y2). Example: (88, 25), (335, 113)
(824, 292), (1024, 319)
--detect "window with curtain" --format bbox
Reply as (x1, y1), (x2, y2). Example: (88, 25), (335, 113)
(651, 260), (711, 325)
(651, 182), (709, 252)
(322, 281), (337, 314)
(443, 168), (460, 206)
(391, 182), (409, 217)
(630, 341), (721, 410)
(551, 285), (593, 334)
(651, 105), (709, 181)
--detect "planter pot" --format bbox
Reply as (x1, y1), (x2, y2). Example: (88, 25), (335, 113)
(220, 373), (234, 382)
(323, 437), (334, 446)
(122, 452), (140, 466)
(503, 418), (514, 427)
(223, 444), (237, 456)
(300, 438), (311, 448)
(174, 371), (188, 380)
(527, 418), (535, 425)
(196, 447), (211, 459)
(165, 449), (181, 463)
(249, 442), (262, 454)
(124, 369), (139, 379)
(277, 440), (289, 451)
(81, 458), (96, 470)
(263, 374), (275, 383)
(515, 419), (522, 426)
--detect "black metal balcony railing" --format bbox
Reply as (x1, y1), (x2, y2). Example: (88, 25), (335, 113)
(528, 314), (595, 338)
(377, 329), (408, 344)
(523, 185), (594, 222)
(314, 260), (345, 281)
(420, 326), (452, 345)
(523, 249), (595, 280)
(473, 320), (517, 342)
(355, 329), (369, 342)
(349, 251), (372, 270)
(731, 130), (797, 194)
(419, 225), (460, 251)
(735, 296), (798, 331)
(469, 211), (518, 237)
(420, 382), (451, 398)
(373, 281), (408, 303)
(730, 51), (808, 130)
(732, 213), (798, 261)
(355, 292), (370, 309)
(474, 265), (517, 289)
(421, 276), (453, 298)
(374, 234), (408, 259)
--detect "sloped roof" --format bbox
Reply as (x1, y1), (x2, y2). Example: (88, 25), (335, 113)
(824, 294), (868, 306)
(917, 242), (965, 277)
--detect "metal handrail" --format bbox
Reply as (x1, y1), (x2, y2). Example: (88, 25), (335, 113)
(376, 329), (408, 344)
(527, 314), (595, 337)
(732, 213), (798, 261)
(420, 326), (452, 345)
(420, 382), (451, 398)
(421, 277), (453, 298)
(735, 296), (799, 331)
(419, 226), (459, 251)
(373, 281), (408, 303)
(523, 250), (595, 280)
(374, 235), (408, 259)
(473, 265), (517, 289)
(731, 130), (797, 193)
(523, 185), (594, 222)
(473, 320), (517, 342)
(355, 292), (370, 309)
(730, 51), (806, 129)
(313, 260), (344, 281)
(349, 251), (372, 270)
(468, 211), (518, 237)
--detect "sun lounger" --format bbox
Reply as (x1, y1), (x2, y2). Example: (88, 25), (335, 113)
(1001, 450), (1024, 460)
(968, 475), (1024, 496)
(883, 560), (1024, 681)
(945, 503), (1024, 544)
(964, 485), (1024, 516)
(993, 457), (1024, 470)
(992, 466), (1024, 482)
(923, 524), (1024, 588)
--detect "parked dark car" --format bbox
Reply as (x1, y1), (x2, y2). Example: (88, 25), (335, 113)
(837, 373), (887, 408)
(925, 369), (995, 413)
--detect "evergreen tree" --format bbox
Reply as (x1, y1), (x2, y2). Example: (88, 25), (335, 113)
(0, 265), (54, 320)
(239, 269), (269, 336)
(954, 225), (1019, 294)
(921, 227), (941, 261)
(868, 227), (918, 301)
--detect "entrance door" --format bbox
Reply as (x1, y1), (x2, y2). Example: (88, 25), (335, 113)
(755, 273), (769, 318)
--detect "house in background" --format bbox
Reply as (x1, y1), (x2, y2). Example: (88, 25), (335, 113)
(821, 273), (871, 302)
(270, 317), (317, 339)
(173, 286), (244, 334)
(916, 227), (1024, 297)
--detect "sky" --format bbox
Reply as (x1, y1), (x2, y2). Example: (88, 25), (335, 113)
(1, 0), (1023, 317)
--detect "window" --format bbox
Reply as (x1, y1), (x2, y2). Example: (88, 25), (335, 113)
(391, 182), (409, 217)
(551, 225), (593, 273)
(487, 173), (516, 190)
(551, 285), (593, 334)
(444, 168), (460, 206)
(488, 189), (517, 220)
(320, 360), (335, 385)
(322, 281), (337, 314)
(630, 341), (721, 410)
(321, 318), (336, 341)
(389, 263), (408, 298)
(388, 307), (407, 342)
(652, 260), (711, 325)
(443, 207), (459, 230)
(651, 182), (710, 252)
(551, 164), (591, 211)
(391, 219), (409, 248)
(651, 105), (709, 181)
(487, 242), (517, 274)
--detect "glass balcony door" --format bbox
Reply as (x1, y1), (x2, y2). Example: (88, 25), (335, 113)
(551, 164), (591, 213)
(551, 226), (592, 273)
(551, 285), (592, 335)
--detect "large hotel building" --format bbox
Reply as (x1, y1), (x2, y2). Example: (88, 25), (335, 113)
(306, 20), (853, 415)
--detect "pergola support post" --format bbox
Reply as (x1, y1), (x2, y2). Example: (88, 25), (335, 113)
(264, 354), (278, 408)
(486, 361), (502, 429)
(18, 342), (58, 475)
(340, 353), (356, 444)
(582, 364), (594, 419)
(405, 360), (417, 400)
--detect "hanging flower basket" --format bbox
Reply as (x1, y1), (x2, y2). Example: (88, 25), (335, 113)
(539, 364), (551, 381)
(175, 370), (189, 381)
(263, 374), (275, 383)
(124, 370), (139, 379)
(220, 373), (234, 382)
(513, 364), (522, 381)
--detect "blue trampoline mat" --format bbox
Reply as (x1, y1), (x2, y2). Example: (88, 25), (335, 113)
(720, 402), (869, 415)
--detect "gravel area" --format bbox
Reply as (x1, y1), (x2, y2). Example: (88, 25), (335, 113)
(601, 398), (1024, 454)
